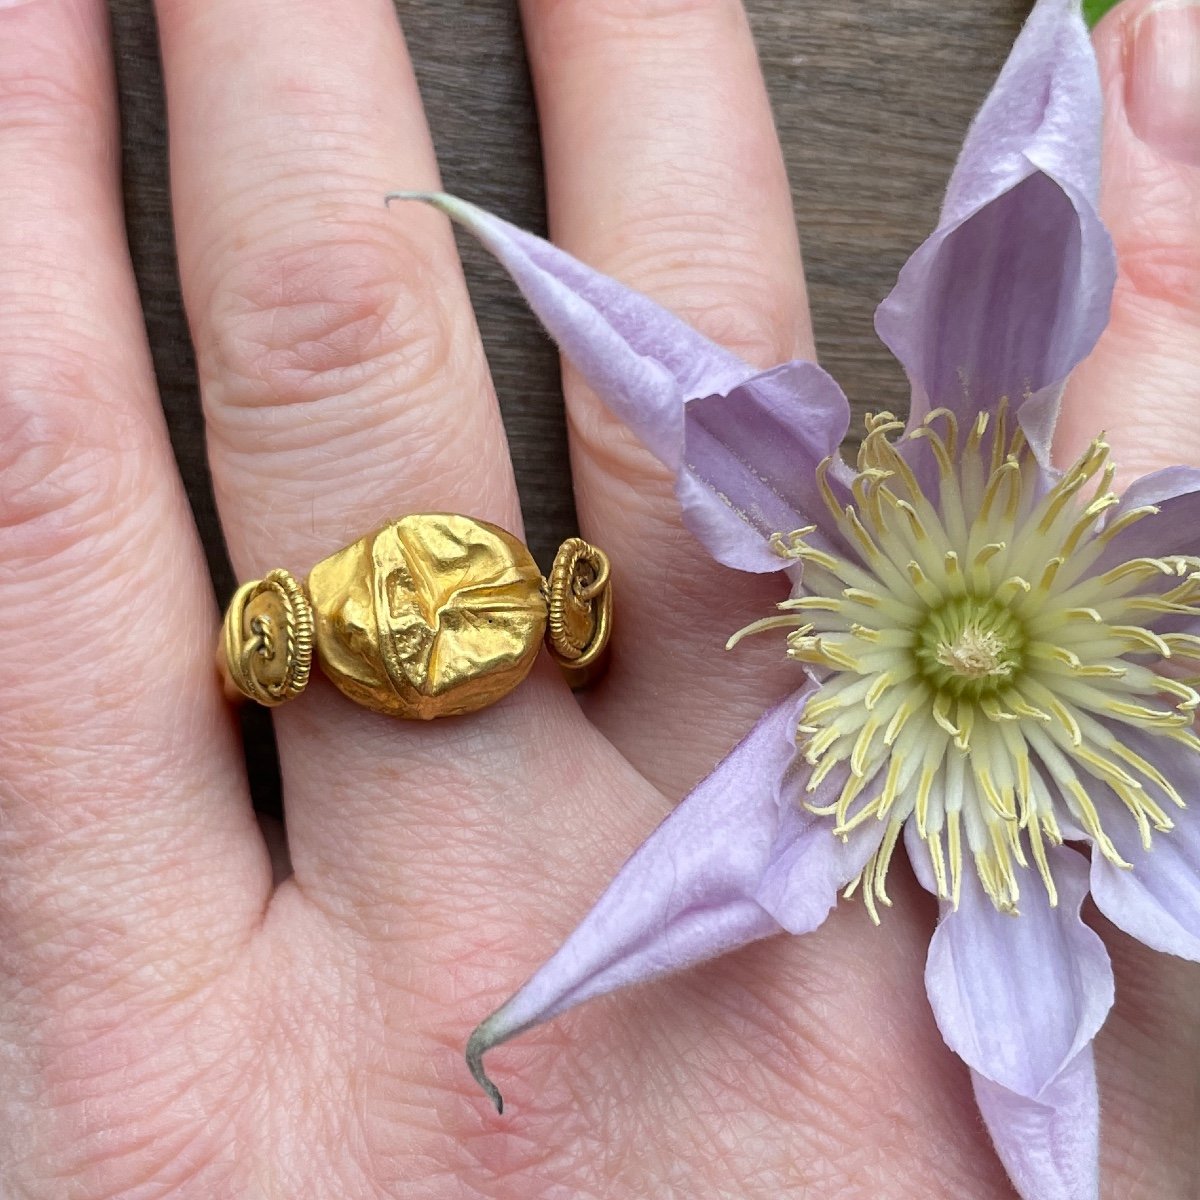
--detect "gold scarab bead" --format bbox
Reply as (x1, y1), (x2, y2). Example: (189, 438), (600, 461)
(308, 513), (547, 719)
(219, 515), (613, 720)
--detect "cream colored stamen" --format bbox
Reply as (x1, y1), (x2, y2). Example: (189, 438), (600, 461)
(936, 627), (1011, 678)
(732, 402), (1200, 918)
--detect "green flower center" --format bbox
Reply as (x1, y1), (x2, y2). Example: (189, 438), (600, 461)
(731, 403), (1200, 918)
(916, 595), (1025, 696)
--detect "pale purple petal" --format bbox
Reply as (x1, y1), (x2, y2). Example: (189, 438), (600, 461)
(386, 195), (747, 467)
(923, 847), (1111, 1198)
(683, 362), (852, 567)
(758, 761), (883, 933)
(874, 0), (1115, 461)
(391, 192), (851, 572)
(973, 1050), (1100, 1200)
(1102, 466), (1200, 562)
(926, 847), (1112, 1094)
(465, 691), (880, 1111)
(1092, 809), (1200, 961)
(1087, 728), (1200, 961)
(903, 820), (940, 894)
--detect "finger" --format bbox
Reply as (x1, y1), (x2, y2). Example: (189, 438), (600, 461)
(1056, 0), (1200, 481)
(154, 0), (608, 918)
(0, 0), (267, 999)
(156, 0), (521, 568)
(1096, 918), (1200, 1196)
(1057, 2), (1200, 1189)
(520, 0), (815, 794)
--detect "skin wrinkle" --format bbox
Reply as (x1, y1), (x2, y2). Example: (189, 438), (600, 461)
(1095, 303), (1200, 487)
(0, 702), (214, 815)
(564, 397), (671, 505)
(0, 276), (128, 342)
(556, 198), (807, 373)
(202, 228), (458, 411)
(210, 410), (499, 497)
(528, 0), (751, 52)
(0, 366), (152, 553)
(1115, 203), (1200, 314)
(14, 985), (247, 1194)
(723, 926), (991, 1185)
(296, 720), (655, 932)
(0, 737), (225, 874)
(0, 58), (107, 150)
(3, 855), (242, 1004)
(569, 0), (738, 24)
(225, 363), (504, 467)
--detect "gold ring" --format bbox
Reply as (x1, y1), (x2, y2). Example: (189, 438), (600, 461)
(218, 514), (612, 720)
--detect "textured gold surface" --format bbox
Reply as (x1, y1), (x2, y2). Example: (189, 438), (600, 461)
(220, 569), (314, 706)
(545, 537), (612, 688)
(306, 513), (548, 719)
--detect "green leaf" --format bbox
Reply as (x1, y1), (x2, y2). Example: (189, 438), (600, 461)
(1083, 0), (1122, 27)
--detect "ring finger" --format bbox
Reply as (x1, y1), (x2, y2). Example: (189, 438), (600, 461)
(154, 0), (586, 921)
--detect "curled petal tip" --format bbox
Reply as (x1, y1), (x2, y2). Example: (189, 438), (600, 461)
(383, 189), (467, 220)
(466, 1019), (505, 1114)
(383, 188), (428, 207)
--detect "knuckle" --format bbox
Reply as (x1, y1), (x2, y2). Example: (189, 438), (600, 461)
(571, 399), (674, 500)
(1112, 166), (1200, 314)
(202, 216), (462, 441)
(0, 348), (144, 566)
(0, 29), (99, 146)
(1115, 241), (1200, 319)
(606, 207), (804, 367)
(526, 0), (745, 63)
(672, 289), (799, 369)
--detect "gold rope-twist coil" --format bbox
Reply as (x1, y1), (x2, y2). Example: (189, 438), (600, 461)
(220, 568), (314, 706)
(544, 537), (613, 685)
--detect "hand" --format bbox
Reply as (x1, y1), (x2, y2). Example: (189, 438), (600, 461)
(1, 1), (1196, 1196)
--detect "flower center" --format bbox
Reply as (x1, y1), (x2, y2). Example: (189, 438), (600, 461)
(917, 596), (1023, 694)
(731, 404), (1200, 919)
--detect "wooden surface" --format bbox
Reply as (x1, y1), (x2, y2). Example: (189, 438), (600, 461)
(108, 0), (1031, 803)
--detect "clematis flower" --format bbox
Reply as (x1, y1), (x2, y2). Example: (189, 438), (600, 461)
(393, 1), (1200, 1196)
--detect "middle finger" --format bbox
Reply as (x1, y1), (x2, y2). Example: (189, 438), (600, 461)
(521, 0), (818, 795)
